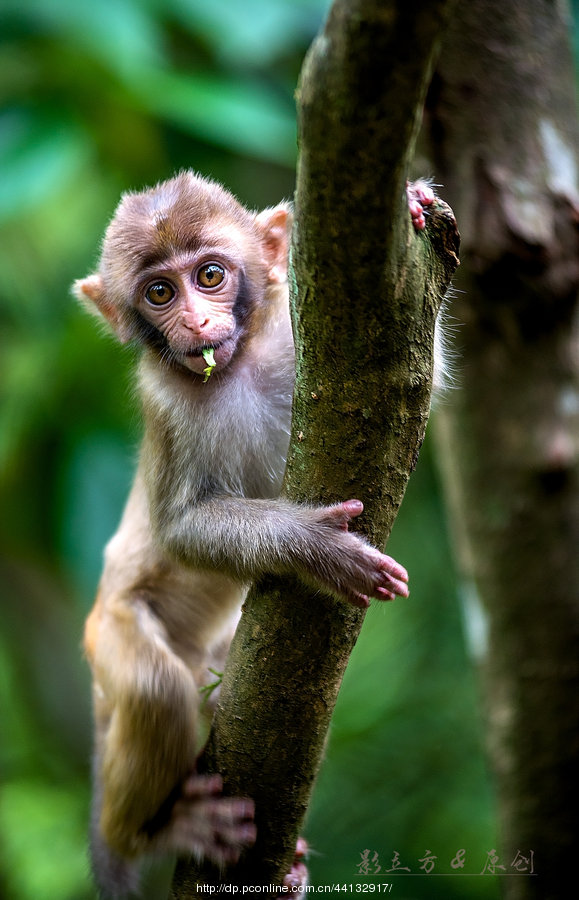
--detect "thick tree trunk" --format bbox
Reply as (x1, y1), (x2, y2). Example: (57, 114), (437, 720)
(422, 1), (579, 897)
(171, 1), (458, 895)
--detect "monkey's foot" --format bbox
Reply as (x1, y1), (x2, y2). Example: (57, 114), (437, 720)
(407, 180), (435, 231)
(170, 774), (256, 865)
(280, 838), (309, 895)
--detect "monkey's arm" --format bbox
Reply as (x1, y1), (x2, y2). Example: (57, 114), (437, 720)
(155, 495), (408, 609)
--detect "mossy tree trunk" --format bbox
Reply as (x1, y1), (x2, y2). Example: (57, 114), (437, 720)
(171, 1), (459, 895)
(421, 1), (579, 896)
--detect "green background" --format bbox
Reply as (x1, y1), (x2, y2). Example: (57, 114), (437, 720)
(4, 0), (566, 896)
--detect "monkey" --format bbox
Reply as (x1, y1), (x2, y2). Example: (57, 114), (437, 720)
(73, 171), (439, 897)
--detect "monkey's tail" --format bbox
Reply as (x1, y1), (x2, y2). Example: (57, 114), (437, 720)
(90, 831), (142, 899)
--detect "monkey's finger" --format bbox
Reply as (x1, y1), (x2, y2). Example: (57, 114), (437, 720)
(377, 573), (409, 598)
(170, 794), (256, 863)
(205, 797), (255, 827)
(409, 180), (435, 206)
(373, 563), (408, 596)
(203, 844), (242, 865)
(322, 499), (365, 532)
(324, 499), (363, 529)
(295, 837), (308, 859)
(174, 796), (254, 828)
(284, 861), (309, 891)
(341, 499), (364, 517)
(175, 793), (255, 827)
(213, 819), (257, 848)
(341, 589), (371, 609)
(378, 556), (409, 583)
(374, 587), (396, 601)
(182, 773), (223, 799)
(170, 818), (250, 866)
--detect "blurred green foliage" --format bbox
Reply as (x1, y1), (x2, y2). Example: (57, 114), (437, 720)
(1, 1), (501, 898)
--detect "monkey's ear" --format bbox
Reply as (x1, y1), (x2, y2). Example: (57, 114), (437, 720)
(73, 275), (133, 344)
(256, 203), (292, 284)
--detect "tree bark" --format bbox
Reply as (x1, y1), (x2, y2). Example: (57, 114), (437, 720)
(171, 1), (458, 895)
(421, 1), (579, 896)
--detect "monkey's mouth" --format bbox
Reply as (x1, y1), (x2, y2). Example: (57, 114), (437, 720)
(185, 341), (224, 358)
(181, 338), (237, 377)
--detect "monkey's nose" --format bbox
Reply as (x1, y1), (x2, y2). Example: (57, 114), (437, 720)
(182, 313), (211, 334)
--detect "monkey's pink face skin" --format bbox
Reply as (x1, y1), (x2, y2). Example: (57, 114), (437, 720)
(138, 253), (246, 375)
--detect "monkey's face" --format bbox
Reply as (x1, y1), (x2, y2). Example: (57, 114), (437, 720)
(134, 247), (252, 376)
(73, 171), (290, 379)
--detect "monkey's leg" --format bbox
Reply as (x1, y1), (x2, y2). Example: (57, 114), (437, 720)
(89, 593), (255, 870)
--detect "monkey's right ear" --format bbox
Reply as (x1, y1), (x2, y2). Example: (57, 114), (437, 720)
(73, 275), (133, 344)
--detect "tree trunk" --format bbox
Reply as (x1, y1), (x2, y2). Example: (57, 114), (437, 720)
(171, 1), (458, 895)
(422, 1), (579, 896)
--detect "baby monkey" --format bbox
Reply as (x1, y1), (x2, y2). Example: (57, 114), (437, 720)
(75, 172), (435, 897)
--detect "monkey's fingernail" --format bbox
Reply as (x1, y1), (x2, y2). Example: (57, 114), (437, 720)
(375, 588), (395, 601)
(389, 562), (409, 581)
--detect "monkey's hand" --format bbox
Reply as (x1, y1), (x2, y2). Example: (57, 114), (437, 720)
(167, 774), (256, 865)
(157, 495), (407, 610)
(305, 499), (410, 608)
(407, 179), (435, 231)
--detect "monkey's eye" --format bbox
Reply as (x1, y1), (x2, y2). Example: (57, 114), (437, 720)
(145, 281), (175, 306)
(196, 263), (225, 289)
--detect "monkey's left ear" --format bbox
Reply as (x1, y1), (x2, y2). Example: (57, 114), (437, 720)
(256, 204), (292, 284)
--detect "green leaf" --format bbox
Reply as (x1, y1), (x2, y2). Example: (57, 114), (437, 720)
(200, 668), (224, 708)
(202, 347), (216, 382)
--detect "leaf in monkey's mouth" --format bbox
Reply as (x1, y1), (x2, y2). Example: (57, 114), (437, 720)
(201, 347), (217, 382)
(186, 341), (223, 358)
